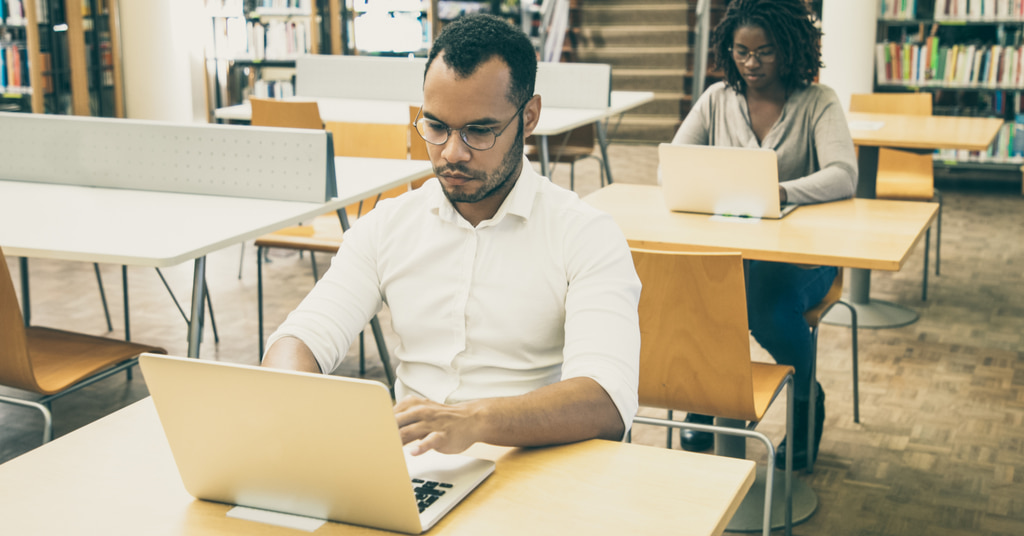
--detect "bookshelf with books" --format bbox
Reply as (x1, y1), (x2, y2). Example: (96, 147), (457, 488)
(204, 0), (320, 115)
(1, 0), (46, 113)
(876, 0), (1024, 174)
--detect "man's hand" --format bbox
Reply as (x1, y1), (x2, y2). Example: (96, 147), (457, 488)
(394, 396), (485, 456)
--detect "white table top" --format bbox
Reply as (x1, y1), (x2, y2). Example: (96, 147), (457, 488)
(213, 91), (655, 137)
(0, 157), (433, 268)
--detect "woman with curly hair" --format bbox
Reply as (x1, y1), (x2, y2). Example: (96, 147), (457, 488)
(669, 0), (857, 471)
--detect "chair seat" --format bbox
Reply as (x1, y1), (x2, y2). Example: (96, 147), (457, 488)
(750, 362), (795, 422)
(255, 213), (344, 253)
(255, 234), (342, 253)
(26, 327), (164, 395)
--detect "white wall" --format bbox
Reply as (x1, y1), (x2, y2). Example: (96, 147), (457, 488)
(119, 0), (207, 122)
(819, 0), (877, 113)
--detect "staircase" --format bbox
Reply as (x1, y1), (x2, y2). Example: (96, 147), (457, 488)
(572, 0), (719, 144)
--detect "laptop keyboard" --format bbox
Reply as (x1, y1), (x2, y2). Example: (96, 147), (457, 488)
(412, 478), (454, 513)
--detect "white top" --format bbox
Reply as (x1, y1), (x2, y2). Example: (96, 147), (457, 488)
(268, 159), (642, 429)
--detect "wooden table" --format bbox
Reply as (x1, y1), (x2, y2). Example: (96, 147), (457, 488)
(0, 398), (755, 536)
(840, 111), (1003, 327)
(585, 184), (939, 271)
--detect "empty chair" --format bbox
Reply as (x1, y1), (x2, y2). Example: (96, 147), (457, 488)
(0, 246), (166, 444)
(525, 123), (605, 191)
(629, 248), (793, 536)
(850, 92), (941, 300)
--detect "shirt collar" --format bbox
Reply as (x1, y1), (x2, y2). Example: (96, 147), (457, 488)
(431, 157), (542, 227)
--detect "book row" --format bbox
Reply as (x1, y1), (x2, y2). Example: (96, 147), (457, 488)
(875, 40), (1024, 87)
(0, 41), (28, 93)
(212, 16), (311, 60)
(882, 0), (1024, 19)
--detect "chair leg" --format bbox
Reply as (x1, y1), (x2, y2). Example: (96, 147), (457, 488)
(258, 245), (265, 360)
(311, 251), (319, 281)
(238, 242), (245, 280)
(205, 280), (220, 344)
(935, 190), (942, 275)
(922, 228), (930, 301)
(666, 409), (673, 449)
(569, 162), (575, 191)
(844, 300), (860, 424)
(93, 263), (113, 331)
(359, 331), (365, 375)
(0, 395), (54, 444)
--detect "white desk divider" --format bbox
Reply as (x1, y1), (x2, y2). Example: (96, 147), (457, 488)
(536, 62), (611, 109)
(0, 112), (334, 203)
(297, 54), (427, 102)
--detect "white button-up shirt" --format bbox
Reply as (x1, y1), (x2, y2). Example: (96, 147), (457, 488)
(267, 159), (641, 429)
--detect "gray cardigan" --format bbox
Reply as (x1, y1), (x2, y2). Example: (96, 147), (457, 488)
(670, 82), (857, 205)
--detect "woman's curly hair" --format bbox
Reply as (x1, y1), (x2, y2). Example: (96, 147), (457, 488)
(711, 0), (823, 92)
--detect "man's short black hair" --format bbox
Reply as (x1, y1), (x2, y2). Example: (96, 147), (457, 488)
(425, 14), (537, 107)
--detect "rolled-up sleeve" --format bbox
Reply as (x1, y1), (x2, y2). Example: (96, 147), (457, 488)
(560, 211), (642, 435)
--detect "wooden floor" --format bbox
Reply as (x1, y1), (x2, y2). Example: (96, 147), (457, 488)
(2, 144), (1023, 535)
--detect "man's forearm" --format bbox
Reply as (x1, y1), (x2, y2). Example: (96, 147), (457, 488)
(396, 377), (625, 455)
(261, 336), (323, 374)
(471, 377), (625, 446)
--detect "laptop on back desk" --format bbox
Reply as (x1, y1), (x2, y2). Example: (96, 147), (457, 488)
(139, 353), (495, 534)
(659, 143), (797, 219)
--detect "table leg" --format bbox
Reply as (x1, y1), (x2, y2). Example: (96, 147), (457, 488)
(595, 120), (614, 184)
(823, 145), (920, 328)
(538, 134), (550, 177)
(19, 257), (30, 326)
(187, 256), (207, 358)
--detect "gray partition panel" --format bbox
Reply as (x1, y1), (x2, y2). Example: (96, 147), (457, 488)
(297, 54), (427, 103)
(0, 112), (331, 203)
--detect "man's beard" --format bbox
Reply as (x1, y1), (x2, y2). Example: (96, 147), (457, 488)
(436, 117), (524, 204)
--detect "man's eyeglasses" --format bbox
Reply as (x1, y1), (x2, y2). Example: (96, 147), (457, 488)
(730, 47), (777, 65)
(413, 100), (528, 151)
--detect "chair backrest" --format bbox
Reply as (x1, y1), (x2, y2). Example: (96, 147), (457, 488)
(631, 248), (759, 421)
(250, 98), (324, 129)
(324, 121), (411, 213)
(849, 93), (932, 116)
(803, 268), (843, 328)
(0, 247), (40, 392)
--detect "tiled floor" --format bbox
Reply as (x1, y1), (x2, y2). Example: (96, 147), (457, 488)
(2, 143), (1023, 534)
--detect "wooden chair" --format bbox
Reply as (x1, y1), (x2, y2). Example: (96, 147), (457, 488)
(0, 246), (166, 444)
(250, 97), (323, 129)
(524, 123), (605, 191)
(629, 248), (793, 536)
(849, 92), (941, 300)
(801, 268), (859, 473)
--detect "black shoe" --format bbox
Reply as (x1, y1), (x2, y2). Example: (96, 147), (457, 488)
(775, 386), (826, 471)
(680, 413), (715, 452)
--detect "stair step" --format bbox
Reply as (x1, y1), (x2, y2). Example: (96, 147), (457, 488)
(606, 115), (682, 143)
(581, 4), (688, 25)
(613, 68), (689, 92)
(578, 25), (691, 47)
(577, 46), (691, 69)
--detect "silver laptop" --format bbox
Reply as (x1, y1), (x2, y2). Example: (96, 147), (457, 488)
(659, 143), (798, 219)
(139, 354), (495, 534)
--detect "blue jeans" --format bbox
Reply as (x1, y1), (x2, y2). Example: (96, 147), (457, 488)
(745, 260), (837, 403)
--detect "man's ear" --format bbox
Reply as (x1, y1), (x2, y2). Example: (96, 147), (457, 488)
(522, 94), (542, 138)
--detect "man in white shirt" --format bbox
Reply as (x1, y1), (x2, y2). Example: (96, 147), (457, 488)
(262, 14), (641, 456)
